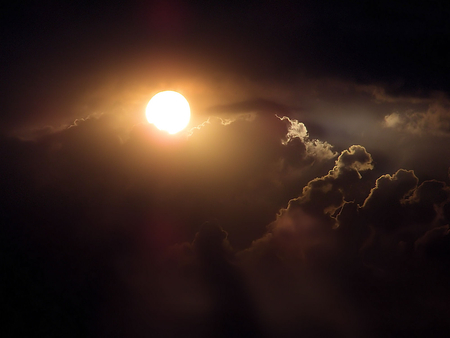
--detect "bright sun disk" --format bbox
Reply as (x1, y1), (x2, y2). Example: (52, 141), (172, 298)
(145, 91), (190, 134)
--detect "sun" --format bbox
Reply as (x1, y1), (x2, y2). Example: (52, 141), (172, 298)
(145, 91), (191, 134)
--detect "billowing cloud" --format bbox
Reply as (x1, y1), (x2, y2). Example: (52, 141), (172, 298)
(4, 1), (450, 337)
(241, 145), (374, 267)
(361, 169), (419, 230)
(289, 145), (374, 214)
(277, 115), (337, 161)
(237, 144), (450, 336)
(4, 112), (450, 337)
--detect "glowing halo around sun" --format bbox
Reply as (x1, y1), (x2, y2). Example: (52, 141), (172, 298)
(145, 91), (191, 134)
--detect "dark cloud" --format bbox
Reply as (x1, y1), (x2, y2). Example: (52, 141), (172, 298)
(288, 145), (373, 216)
(3, 1), (450, 337)
(361, 169), (419, 230)
(238, 146), (450, 336)
(3, 114), (450, 336)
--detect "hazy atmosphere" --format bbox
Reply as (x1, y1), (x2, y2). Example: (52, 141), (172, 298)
(2, 1), (450, 337)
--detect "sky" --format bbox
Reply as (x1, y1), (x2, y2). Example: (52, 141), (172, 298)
(2, 1), (450, 337)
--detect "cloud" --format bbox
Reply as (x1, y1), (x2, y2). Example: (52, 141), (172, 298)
(277, 115), (337, 162)
(241, 145), (374, 267)
(415, 225), (450, 269)
(384, 103), (450, 137)
(361, 169), (419, 230)
(192, 220), (234, 259)
(338, 172), (450, 273)
(236, 143), (450, 336)
(357, 83), (442, 104)
(4, 98), (450, 337)
(407, 180), (450, 225)
(187, 113), (256, 136)
(162, 221), (265, 337)
(288, 145), (373, 215)
(3, 108), (343, 253)
(188, 98), (291, 136)
(241, 144), (448, 274)
(4, 2), (450, 336)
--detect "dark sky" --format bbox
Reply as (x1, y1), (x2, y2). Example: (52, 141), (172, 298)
(2, 1), (450, 337)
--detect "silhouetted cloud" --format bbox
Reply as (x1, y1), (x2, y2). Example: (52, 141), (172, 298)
(3, 1), (450, 337)
(3, 105), (450, 337)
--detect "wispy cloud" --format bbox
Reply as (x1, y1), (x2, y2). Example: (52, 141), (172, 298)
(187, 113), (256, 136)
(384, 104), (450, 137)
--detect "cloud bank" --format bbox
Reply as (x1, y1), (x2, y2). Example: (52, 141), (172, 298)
(2, 109), (450, 337)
